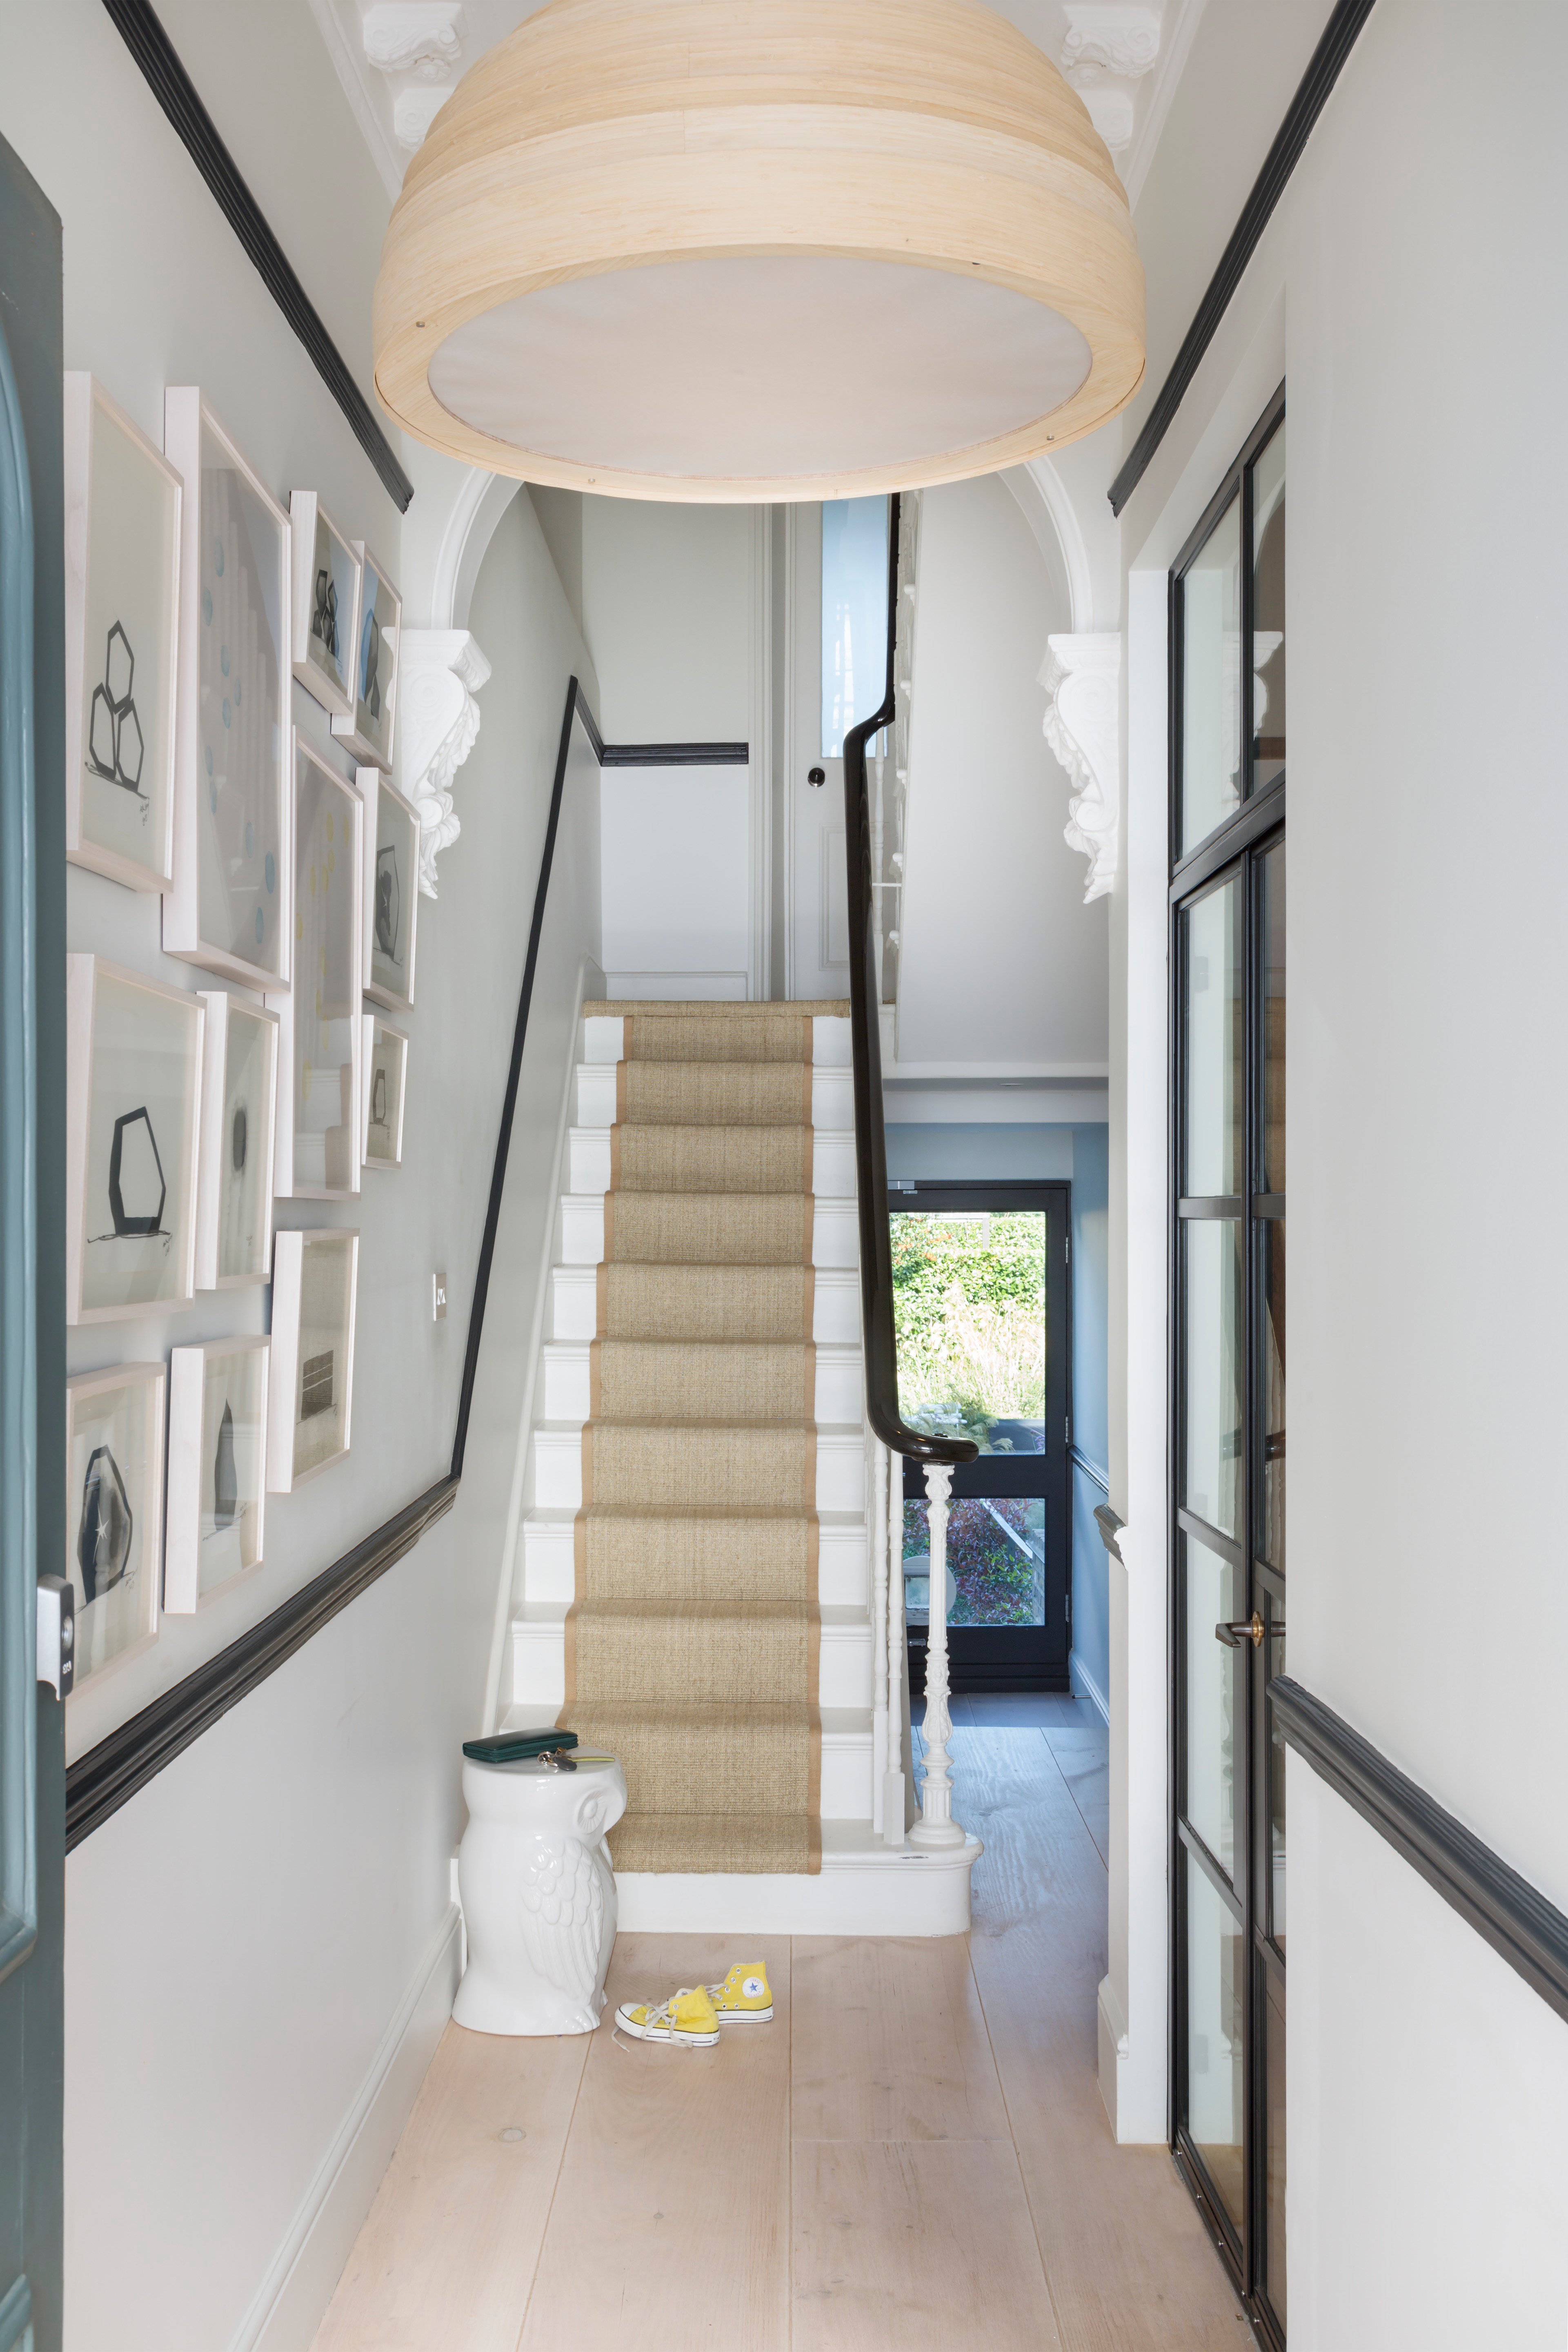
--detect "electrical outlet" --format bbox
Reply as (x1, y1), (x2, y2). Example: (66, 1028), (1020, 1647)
(433, 1272), (448, 1321)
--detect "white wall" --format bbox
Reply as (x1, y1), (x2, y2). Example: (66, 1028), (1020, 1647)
(580, 497), (757, 743)
(1097, 0), (1568, 2324)
(2, 7), (604, 2335)
(898, 473), (1108, 1073)
(600, 763), (750, 998)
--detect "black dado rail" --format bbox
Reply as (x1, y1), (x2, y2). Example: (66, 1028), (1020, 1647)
(1273, 1677), (1568, 2028)
(842, 497), (975, 1472)
(66, 676), (598, 1848)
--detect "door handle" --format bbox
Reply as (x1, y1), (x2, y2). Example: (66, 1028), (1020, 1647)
(1214, 1613), (1283, 1650)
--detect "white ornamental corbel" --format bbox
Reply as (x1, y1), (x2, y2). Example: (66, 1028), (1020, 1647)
(1040, 631), (1121, 904)
(396, 629), (491, 898)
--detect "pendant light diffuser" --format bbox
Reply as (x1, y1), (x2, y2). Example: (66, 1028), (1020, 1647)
(373, 0), (1146, 502)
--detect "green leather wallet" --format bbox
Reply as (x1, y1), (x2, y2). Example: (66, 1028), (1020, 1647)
(462, 1728), (578, 1765)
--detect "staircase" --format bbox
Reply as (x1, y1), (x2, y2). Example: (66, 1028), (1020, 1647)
(504, 996), (978, 1934)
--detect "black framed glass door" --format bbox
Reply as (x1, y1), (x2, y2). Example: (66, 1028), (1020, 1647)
(888, 1180), (1070, 1691)
(1170, 389), (1288, 2346)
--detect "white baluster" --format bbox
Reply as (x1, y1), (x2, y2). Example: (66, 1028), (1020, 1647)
(884, 1446), (907, 1845)
(869, 1427), (889, 1836)
(909, 1460), (966, 1849)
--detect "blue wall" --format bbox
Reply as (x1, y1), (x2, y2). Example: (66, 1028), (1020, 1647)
(884, 1121), (1110, 1712)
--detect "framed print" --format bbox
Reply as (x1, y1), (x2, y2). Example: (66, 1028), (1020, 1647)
(66, 1362), (165, 1688)
(66, 956), (203, 1325)
(361, 1016), (408, 1169)
(267, 1229), (358, 1491)
(289, 492), (361, 722)
(194, 991), (279, 1288)
(64, 373), (181, 890)
(162, 387), (292, 990)
(358, 768), (420, 1011)
(165, 1337), (269, 1610)
(268, 737), (363, 1198)
(330, 543), (400, 771)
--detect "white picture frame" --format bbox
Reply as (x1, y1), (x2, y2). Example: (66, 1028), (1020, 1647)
(361, 1015), (408, 1170)
(64, 373), (182, 892)
(165, 1337), (269, 1611)
(162, 387), (293, 991)
(358, 767), (420, 1011)
(289, 492), (362, 723)
(194, 992), (279, 1289)
(268, 736), (363, 1200)
(267, 1228), (358, 1491)
(66, 955), (203, 1325)
(330, 543), (401, 771)
(66, 1360), (165, 1690)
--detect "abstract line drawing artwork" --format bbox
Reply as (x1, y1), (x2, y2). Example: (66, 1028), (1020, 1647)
(84, 621), (147, 803)
(107, 1105), (167, 1237)
(213, 1399), (238, 1530)
(78, 1442), (133, 1605)
(312, 566), (339, 660)
(375, 842), (399, 960)
(66, 375), (181, 891)
(359, 602), (382, 720)
(231, 1099), (247, 1173)
(301, 1349), (335, 1419)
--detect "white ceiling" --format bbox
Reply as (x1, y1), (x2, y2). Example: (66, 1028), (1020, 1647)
(308, 0), (1205, 209)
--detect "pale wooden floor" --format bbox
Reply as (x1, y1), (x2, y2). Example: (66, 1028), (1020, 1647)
(313, 1706), (1250, 2350)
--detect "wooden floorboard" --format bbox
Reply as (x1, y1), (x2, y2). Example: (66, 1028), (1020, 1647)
(516, 1932), (793, 2351)
(314, 1729), (1251, 2352)
(310, 2020), (589, 2352)
(951, 1729), (1250, 2350)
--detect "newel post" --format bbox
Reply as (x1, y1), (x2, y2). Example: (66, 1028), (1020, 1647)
(909, 1460), (966, 1849)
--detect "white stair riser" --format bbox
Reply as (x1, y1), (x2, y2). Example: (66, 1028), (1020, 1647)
(582, 1016), (852, 1069)
(540, 1343), (862, 1425)
(567, 1128), (855, 1198)
(549, 1263), (861, 1344)
(532, 1427), (866, 1512)
(521, 1515), (868, 1606)
(509, 1618), (871, 1716)
(557, 1194), (859, 1269)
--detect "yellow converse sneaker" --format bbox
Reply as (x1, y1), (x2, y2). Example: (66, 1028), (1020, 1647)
(707, 1962), (773, 2023)
(614, 1984), (721, 2047)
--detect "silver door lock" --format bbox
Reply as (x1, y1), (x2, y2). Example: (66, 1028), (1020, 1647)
(433, 1272), (448, 1321)
(38, 1575), (74, 1699)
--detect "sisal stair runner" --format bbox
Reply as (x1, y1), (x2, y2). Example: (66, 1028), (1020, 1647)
(560, 1001), (850, 1876)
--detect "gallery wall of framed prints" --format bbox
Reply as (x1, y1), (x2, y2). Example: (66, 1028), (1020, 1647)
(60, 363), (411, 1746)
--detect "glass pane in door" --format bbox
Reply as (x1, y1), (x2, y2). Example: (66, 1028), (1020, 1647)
(1182, 877), (1243, 1197)
(891, 1210), (1045, 1454)
(1180, 494), (1243, 854)
(903, 1496), (1044, 1627)
(1252, 421), (1287, 795)
(1181, 1220), (1242, 1539)
(1183, 1849), (1246, 2233)
(1183, 1532), (1239, 1877)
(821, 496), (889, 756)
(1262, 841), (1286, 1192)
(1262, 1958), (1288, 2328)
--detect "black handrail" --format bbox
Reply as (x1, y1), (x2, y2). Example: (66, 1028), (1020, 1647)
(843, 497), (976, 1470)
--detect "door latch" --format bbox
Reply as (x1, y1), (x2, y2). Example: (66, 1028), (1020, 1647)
(38, 1575), (75, 1699)
(1214, 1613), (1281, 1651)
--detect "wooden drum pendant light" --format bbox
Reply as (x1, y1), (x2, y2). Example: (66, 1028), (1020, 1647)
(373, 0), (1146, 502)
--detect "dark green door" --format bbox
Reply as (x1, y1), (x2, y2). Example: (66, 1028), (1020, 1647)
(0, 131), (67, 2352)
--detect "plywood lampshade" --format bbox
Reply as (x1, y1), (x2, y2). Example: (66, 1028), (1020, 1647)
(373, 0), (1146, 503)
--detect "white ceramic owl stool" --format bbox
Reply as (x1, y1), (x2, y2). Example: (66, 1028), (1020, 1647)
(453, 1751), (626, 2036)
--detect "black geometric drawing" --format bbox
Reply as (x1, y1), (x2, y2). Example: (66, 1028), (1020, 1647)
(78, 1442), (133, 1605)
(360, 607), (382, 720)
(301, 1350), (335, 1420)
(84, 620), (147, 799)
(370, 1066), (388, 1132)
(231, 1100), (248, 1174)
(311, 566), (339, 660)
(213, 1399), (238, 1530)
(374, 843), (400, 961)
(107, 1106), (167, 1237)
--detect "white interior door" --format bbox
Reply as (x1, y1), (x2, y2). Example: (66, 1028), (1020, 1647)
(785, 503), (849, 1002)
